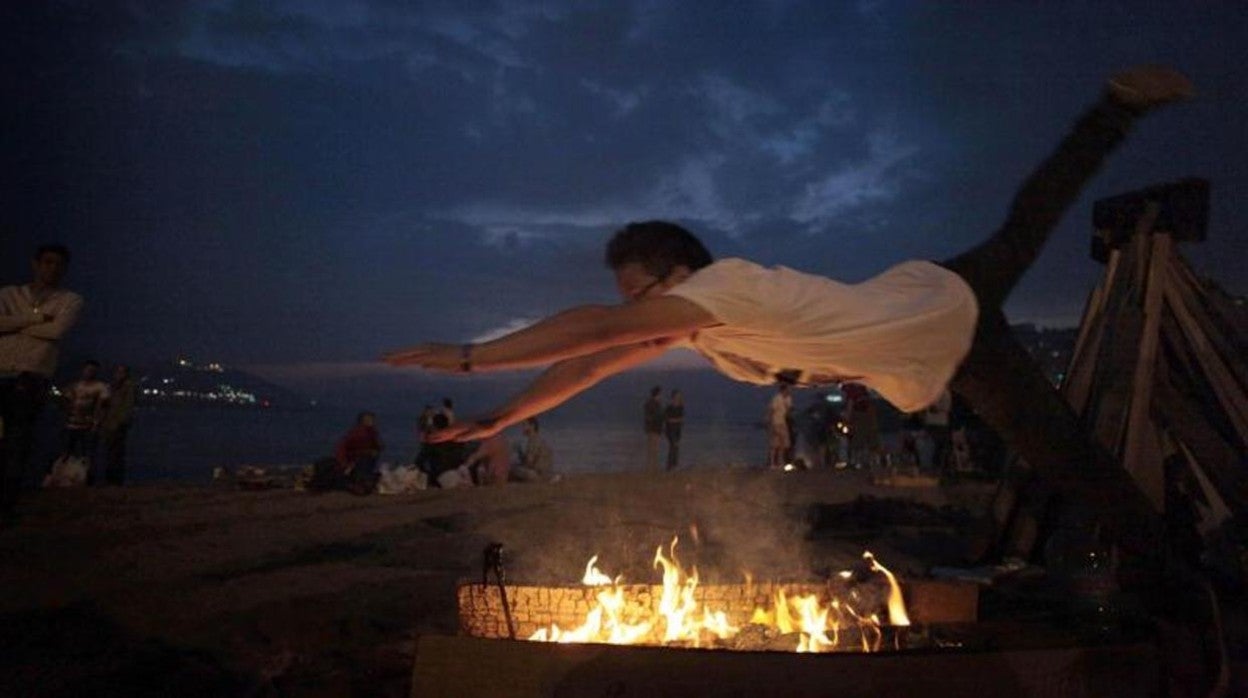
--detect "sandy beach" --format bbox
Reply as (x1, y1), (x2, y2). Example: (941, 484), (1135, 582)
(0, 469), (995, 696)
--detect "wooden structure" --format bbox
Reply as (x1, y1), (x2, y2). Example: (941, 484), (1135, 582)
(1063, 178), (1246, 528)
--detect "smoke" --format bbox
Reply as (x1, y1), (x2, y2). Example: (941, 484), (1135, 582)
(475, 469), (826, 586)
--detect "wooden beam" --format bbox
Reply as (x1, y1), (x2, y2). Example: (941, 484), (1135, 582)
(1122, 233), (1172, 509)
(1163, 265), (1248, 444)
(1091, 178), (1209, 262)
(1063, 248), (1120, 414)
(1087, 233), (1149, 453)
(1154, 380), (1248, 514)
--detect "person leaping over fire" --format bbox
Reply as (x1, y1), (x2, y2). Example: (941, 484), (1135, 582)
(384, 66), (1192, 546)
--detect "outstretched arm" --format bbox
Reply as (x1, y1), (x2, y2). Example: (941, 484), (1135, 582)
(383, 295), (714, 373)
(426, 339), (674, 442)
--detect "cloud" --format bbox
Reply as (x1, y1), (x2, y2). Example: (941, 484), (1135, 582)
(696, 74), (783, 130)
(644, 155), (740, 234)
(788, 130), (919, 230)
(470, 317), (539, 343)
(580, 79), (646, 117)
(437, 152), (741, 240)
(170, 0), (562, 79)
(759, 92), (856, 164)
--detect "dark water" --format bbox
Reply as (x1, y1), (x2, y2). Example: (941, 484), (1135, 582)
(27, 404), (774, 484)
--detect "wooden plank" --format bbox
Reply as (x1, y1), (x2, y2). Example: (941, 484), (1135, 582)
(1154, 380), (1248, 514)
(1063, 248), (1120, 414)
(412, 634), (1160, 698)
(1163, 265), (1248, 444)
(1121, 234), (1172, 509)
(1167, 256), (1248, 406)
(1172, 436), (1234, 534)
(1087, 234), (1148, 453)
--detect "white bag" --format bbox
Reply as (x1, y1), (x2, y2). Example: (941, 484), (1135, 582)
(43, 456), (88, 488)
(377, 463), (428, 494)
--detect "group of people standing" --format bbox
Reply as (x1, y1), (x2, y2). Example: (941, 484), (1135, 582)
(643, 386), (684, 471)
(55, 358), (138, 485)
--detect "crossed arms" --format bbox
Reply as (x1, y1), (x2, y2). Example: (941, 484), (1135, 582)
(0, 296), (82, 340)
(383, 295), (717, 441)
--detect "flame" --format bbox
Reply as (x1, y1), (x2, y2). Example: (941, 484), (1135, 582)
(527, 538), (910, 653)
(582, 555), (616, 586)
(863, 551), (910, 626)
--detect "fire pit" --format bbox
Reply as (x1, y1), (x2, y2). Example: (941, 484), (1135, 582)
(412, 538), (1159, 697)
(457, 539), (959, 653)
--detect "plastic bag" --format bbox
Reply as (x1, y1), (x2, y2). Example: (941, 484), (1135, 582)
(43, 455), (88, 487)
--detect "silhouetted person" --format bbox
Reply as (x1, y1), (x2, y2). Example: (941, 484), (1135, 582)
(766, 384), (792, 469)
(643, 385), (663, 471)
(664, 389), (684, 470)
(100, 364), (137, 485)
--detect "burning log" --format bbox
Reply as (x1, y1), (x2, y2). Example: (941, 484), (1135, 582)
(457, 540), (974, 655)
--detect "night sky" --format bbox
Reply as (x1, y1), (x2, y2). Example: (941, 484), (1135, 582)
(5, 1), (1246, 397)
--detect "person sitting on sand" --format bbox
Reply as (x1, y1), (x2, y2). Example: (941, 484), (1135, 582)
(511, 417), (554, 482)
(383, 66), (1192, 548)
(333, 410), (383, 494)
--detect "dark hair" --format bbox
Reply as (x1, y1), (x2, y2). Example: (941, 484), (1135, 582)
(84, 359), (101, 369)
(525, 417), (540, 432)
(604, 221), (713, 277)
(432, 413), (450, 430)
(356, 410), (375, 425)
(650, 386), (662, 397)
(442, 397), (453, 409)
(35, 244), (70, 264)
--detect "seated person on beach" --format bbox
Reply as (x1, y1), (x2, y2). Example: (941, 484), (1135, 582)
(511, 417), (554, 483)
(383, 67), (1190, 546)
(311, 410), (383, 494)
(412, 413), (470, 487)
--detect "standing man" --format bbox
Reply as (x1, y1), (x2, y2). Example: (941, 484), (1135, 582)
(664, 389), (684, 471)
(60, 359), (110, 482)
(643, 386), (663, 471)
(100, 364), (137, 485)
(0, 244), (83, 520)
(766, 384), (792, 469)
(841, 382), (880, 469)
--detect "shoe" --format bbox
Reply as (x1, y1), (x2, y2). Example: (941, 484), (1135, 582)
(1107, 66), (1194, 110)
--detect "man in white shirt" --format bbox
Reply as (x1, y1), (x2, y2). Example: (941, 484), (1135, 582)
(1, 244), (83, 520)
(384, 66), (1191, 550)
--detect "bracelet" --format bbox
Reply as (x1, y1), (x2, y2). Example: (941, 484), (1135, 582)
(459, 344), (473, 373)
